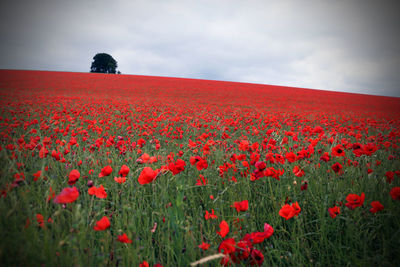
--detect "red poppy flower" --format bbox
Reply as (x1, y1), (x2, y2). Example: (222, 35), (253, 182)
(239, 140), (250, 151)
(328, 206), (340, 218)
(36, 214), (45, 228)
(369, 201), (384, 213)
(252, 166), (265, 180)
(51, 150), (61, 161)
(217, 220), (229, 238)
(331, 162), (343, 174)
(139, 261), (149, 267)
(205, 209), (217, 220)
(137, 138), (146, 148)
(279, 204), (295, 220)
(285, 152), (297, 163)
(168, 159), (186, 175)
(117, 233), (132, 243)
(33, 170), (42, 181)
(363, 143), (378, 156)
(39, 147), (49, 158)
(320, 152), (330, 162)
(249, 249), (264, 266)
(235, 240), (251, 260)
(292, 166), (305, 177)
(331, 144), (345, 157)
(218, 238), (236, 254)
(93, 216), (110, 231)
(6, 144), (15, 150)
(345, 192), (365, 209)
(390, 187), (400, 200)
(190, 156), (208, 171)
(137, 153), (150, 164)
(68, 169), (80, 185)
(138, 167), (159, 185)
(118, 165), (129, 177)
(53, 187), (79, 204)
(352, 143), (365, 157)
(88, 185), (107, 199)
(292, 201), (301, 216)
(189, 156), (199, 165)
(196, 158), (208, 170)
(114, 177), (126, 184)
(231, 200), (249, 212)
(264, 167), (284, 180)
(264, 222), (274, 236)
(245, 231), (270, 245)
(242, 161), (250, 168)
(255, 161), (266, 170)
(99, 165), (112, 177)
(198, 242), (210, 250)
(13, 172), (25, 186)
(195, 174), (208, 186)
(385, 171), (395, 184)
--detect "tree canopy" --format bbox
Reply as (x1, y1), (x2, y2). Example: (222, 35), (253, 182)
(90, 53), (118, 74)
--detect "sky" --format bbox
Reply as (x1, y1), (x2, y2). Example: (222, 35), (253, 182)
(0, 0), (399, 97)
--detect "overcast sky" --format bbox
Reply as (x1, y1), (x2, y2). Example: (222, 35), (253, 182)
(0, 0), (399, 97)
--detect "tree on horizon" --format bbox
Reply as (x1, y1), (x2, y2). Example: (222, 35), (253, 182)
(90, 53), (118, 74)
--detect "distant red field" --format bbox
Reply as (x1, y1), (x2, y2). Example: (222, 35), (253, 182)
(1, 70), (399, 118)
(0, 69), (399, 266)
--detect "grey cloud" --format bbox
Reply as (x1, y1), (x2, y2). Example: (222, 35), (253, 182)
(0, 0), (399, 97)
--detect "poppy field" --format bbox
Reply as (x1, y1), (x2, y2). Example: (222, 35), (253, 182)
(0, 70), (400, 266)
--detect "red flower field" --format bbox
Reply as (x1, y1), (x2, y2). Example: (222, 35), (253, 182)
(0, 70), (399, 266)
